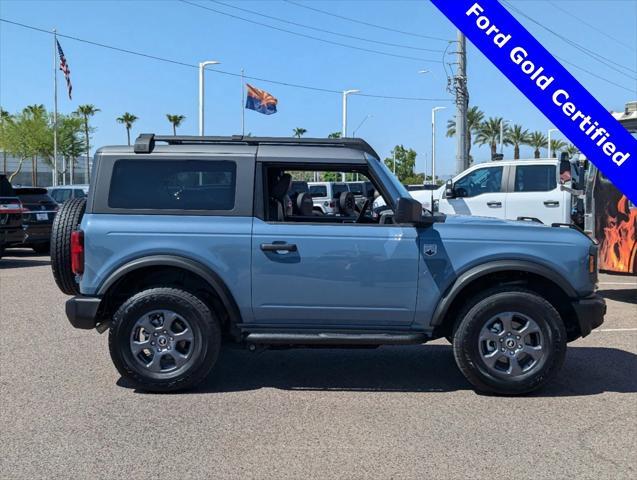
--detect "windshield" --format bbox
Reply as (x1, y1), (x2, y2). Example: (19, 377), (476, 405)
(370, 156), (411, 204)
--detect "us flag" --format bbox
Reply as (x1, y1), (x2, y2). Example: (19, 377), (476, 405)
(56, 40), (72, 100)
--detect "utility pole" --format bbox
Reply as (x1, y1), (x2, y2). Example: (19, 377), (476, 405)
(454, 31), (469, 174)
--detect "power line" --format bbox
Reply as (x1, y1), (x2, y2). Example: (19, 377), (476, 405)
(554, 54), (636, 93)
(178, 0), (441, 64)
(0, 18), (452, 101)
(547, 0), (636, 51)
(210, 0), (444, 53)
(284, 0), (450, 43)
(503, 0), (637, 78)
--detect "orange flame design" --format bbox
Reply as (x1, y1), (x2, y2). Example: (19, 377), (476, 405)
(599, 196), (637, 273)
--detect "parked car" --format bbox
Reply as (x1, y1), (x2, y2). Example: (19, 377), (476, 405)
(0, 174), (25, 259)
(48, 185), (89, 204)
(405, 183), (438, 192)
(308, 181), (351, 214)
(9, 187), (58, 253)
(412, 158), (578, 225)
(51, 134), (605, 395)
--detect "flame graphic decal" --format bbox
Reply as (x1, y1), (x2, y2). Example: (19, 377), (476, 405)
(599, 195), (637, 274)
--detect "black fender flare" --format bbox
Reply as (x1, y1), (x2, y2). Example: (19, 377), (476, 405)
(97, 255), (242, 326)
(430, 260), (577, 326)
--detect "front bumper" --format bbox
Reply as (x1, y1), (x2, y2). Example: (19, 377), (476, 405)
(66, 296), (101, 330)
(571, 293), (606, 337)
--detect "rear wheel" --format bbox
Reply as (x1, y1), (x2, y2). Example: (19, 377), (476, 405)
(453, 288), (566, 395)
(109, 288), (221, 392)
(50, 197), (86, 295)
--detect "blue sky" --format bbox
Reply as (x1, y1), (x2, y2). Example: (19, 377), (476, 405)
(1, 0), (635, 177)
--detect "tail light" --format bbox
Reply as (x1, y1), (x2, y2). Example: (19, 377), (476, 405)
(71, 230), (85, 275)
(0, 201), (27, 214)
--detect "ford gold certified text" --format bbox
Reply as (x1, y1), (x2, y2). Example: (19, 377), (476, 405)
(466, 2), (632, 167)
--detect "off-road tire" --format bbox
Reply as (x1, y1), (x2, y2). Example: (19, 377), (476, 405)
(453, 287), (567, 395)
(109, 288), (221, 392)
(50, 197), (86, 295)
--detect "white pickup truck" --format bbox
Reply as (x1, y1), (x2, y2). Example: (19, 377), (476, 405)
(412, 158), (579, 225)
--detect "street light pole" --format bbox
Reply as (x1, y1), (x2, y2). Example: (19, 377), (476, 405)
(431, 107), (446, 186)
(548, 128), (559, 158)
(341, 89), (360, 181)
(198, 60), (220, 136)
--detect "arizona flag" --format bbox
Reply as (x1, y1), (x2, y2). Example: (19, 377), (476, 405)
(245, 84), (277, 115)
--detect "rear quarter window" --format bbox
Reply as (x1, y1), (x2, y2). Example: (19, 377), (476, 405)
(310, 185), (327, 197)
(514, 165), (557, 192)
(108, 159), (237, 211)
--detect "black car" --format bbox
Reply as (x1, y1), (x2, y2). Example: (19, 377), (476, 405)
(11, 188), (58, 254)
(0, 174), (25, 258)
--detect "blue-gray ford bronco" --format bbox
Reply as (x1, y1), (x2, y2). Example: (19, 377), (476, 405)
(51, 134), (606, 394)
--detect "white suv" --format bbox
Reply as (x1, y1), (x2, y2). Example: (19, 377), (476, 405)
(412, 158), (578, 225)
(308, 182), (350, 214)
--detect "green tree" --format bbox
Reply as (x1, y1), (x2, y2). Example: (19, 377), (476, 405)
(505, 124), (530, 160)
(75, 104), (100, 182)
(383, 145), (417, 183)
(293, 127), (307, 138)
(166, 114), (186, 136)
(527, 131), (547, 159)
(327, 132), (341, 139)
(116, 112), (138, 146)
(5, 106), (49, 184)
(549, 139), (567, 158)
(446, 106), (484, 163)
(58, 114), (86, 183)
(475, 117), (508, 160)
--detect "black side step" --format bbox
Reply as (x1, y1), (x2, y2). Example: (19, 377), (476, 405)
(245, 332), (426, 346)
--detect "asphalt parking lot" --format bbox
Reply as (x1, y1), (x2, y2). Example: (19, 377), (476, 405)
(1, 249), (635, 479)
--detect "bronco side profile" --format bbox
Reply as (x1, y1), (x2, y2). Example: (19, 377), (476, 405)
(51, 134), (605, 394)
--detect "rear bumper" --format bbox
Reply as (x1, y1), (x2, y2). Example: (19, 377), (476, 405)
(22, 223), (53, 245)
(571, 293), (606, 337)
(65, 296), (101, 330)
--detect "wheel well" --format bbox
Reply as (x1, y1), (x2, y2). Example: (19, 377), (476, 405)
(98, 266), (239, 338)
(436, 270), (581, 342)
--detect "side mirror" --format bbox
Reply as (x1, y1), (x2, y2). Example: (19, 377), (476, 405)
(395, 197), (431, 225)
(445, 180), (456, 199)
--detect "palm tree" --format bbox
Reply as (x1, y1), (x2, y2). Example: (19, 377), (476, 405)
(505, 124), (530, 160)
(446, 106), (484, 162)
(549, 139), (567, 158)
(116, 112), (138, 146)
(166, 114), (186, 136)
(475, 117), (507, 159)
(293, 127), (307, 138)
(327, 132), (341, 139)
(74, 104), (100, 182)
(527, 131), (547, 159)
(564, 143), (579, 158)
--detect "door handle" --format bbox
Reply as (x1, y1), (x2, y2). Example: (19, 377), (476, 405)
(543, 201), (560, 207)
(486, 201), (502, 208)
(260, 242), (298, 253)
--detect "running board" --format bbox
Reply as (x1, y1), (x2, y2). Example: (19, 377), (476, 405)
(245, 332), (427, 346)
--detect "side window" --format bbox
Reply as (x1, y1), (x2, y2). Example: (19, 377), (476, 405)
(51, 189), (72, 203)
(108, 159), (236, 211)
(73, 189), (87, 199)
(514, 165), (557, 192)
(332, 183), (348, 198)
(454, 167), (503, 198)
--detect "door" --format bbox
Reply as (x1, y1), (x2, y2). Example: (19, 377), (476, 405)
(251, 219), (420, 327)
(439, 165), (506, 218)
(506, 164), (566, 225)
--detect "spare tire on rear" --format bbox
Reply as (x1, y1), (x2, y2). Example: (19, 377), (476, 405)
(51, 197), (86, 295)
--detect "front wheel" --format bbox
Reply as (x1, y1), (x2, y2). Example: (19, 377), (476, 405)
(109, 288), (221, 392)
(453, 288), (566, 395)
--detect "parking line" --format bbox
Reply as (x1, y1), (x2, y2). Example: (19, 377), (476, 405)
(593, 328), (637, 333)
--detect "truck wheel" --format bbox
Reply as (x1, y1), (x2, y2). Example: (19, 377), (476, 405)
(50, 197), (86, 295)
(453, 288), (566, 395)
(109, 288), (221, 392)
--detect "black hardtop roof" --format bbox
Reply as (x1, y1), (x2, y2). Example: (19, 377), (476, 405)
(133, 134), (380, 160)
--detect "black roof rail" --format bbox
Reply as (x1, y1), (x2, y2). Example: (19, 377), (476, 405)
(133, 134), (380, 159)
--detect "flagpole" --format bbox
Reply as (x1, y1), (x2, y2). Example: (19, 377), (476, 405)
(53, 29), (58, 187)
(241, 69), (245, 137)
